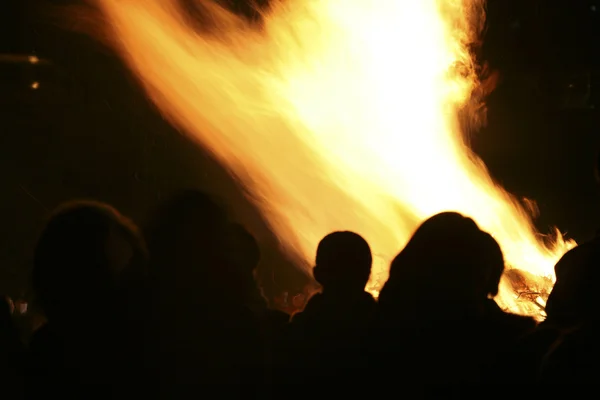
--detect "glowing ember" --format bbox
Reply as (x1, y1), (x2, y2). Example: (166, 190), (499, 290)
(96, 0), (575, 317)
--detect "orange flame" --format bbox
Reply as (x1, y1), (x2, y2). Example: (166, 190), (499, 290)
(96, 0), (575, 317)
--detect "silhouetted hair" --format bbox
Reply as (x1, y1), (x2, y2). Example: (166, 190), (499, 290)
(32, 200), (146, 320)
(380, 212), (486, 312)
(546, 239), (600, 327)
(313, 231), (372, 291)
(143, 189), (244, 301)
(145, 189), (228, 258)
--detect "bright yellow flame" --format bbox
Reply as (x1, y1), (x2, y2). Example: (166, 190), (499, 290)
(96, 0), (575, 317)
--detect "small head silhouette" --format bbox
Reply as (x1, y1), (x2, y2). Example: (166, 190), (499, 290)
(313, 231), (372, 293)
(32, 200), (146, 324)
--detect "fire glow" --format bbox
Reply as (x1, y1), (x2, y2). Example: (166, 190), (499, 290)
(96, 0), (576, 317)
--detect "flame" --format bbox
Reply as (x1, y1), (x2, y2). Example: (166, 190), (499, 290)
(95, 0), (575, 317)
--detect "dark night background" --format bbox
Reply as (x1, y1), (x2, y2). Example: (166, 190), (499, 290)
(0, 0), (599, 299)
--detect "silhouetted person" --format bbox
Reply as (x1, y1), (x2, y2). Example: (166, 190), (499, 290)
(544, 150), (600, 329)
(227, 222), (289, 326)
(377, 212), (516, 385)
(494, 246), (589, 385)
(473, 232), (537, 382)
(543, 239), (600, 329)
(535, 318), (600, 384)
(526, 151), (600, 383)
(226, 223), (289, 386)
(286, 231), (376, 384)
(226, 223), (266, 311)
(143, 190), (264, 393)
(379, 212), (485, 320)
(478, 232), (535, 336)
(27, 200), (148, 398)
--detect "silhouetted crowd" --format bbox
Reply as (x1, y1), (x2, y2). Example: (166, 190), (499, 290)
(0, 188), (598, 398)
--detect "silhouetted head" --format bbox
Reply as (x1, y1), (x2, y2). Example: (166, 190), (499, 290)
(545, 241), (600, 327)
(380, 212), (488, 315)
(144, 189), (242, 300)
(32, 201), (147, 325)
(145, 189), (228, 265)
(313, 231), (372, 293)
